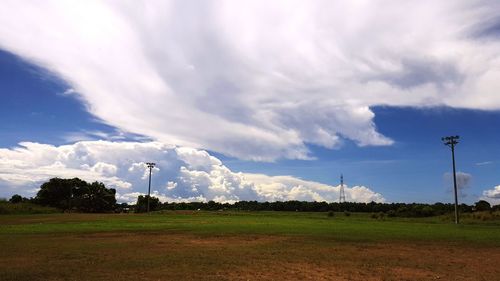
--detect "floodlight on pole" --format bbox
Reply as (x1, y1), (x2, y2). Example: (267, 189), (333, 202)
(442, 135), (460, 224)
(146, 162), (156, 213)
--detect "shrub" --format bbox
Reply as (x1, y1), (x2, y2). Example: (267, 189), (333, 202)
(474, 200), (491, 212)
(0, 201), (60, 214)
(9, 194), (23, 204)
(387, 210), (396, 217)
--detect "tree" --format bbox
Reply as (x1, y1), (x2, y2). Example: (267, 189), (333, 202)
(474, 200), (491, 212)
(35, 178), (116, 212)
(36, 178), (87, 210)
(9, 194), (23, 204)
(72, 181), (116, 213)
(135, 195), (160, 213)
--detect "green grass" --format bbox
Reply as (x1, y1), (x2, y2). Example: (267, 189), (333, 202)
(1, 211), (499, 280)
(1, 211), (499, 245)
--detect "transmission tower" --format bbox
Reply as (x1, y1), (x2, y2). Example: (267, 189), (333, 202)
(339, 174), (346, 203)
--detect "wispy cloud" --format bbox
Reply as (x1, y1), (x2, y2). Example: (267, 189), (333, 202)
(57, 88), (76, 96)
(62, 129), (150, 143)
(0, 1), (499, 160)
(475, 161), (493, 166)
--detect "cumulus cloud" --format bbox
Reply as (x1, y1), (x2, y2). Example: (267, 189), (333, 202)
(481, 185), (500, 206)
(0, 141), (384, 203)
(0, 1), (499, 160)
(443, 171), (472, 198)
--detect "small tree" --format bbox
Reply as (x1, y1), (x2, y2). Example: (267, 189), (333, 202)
(474, 200), (491, 212)
(9, 194), (23, 204)
(135, 195), (160, 213)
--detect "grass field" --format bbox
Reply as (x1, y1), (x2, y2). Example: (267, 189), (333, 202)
(1, 211), (499, 280)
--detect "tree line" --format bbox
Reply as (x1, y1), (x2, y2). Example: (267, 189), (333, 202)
(142, 199), (498, 217)
(6, 177), (499, 217)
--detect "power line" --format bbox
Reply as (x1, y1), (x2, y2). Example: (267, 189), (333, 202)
(442, 135), (460, 224)
(146, 162), (156, 213)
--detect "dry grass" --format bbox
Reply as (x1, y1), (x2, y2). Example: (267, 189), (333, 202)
(1, 232), (499, 281)
(1, 212), (499, 280)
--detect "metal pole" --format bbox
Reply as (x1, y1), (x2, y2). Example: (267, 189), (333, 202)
(451, 143), (459, 224)
(147, 166), (152, 213)
(146, 162), (155, 213)
(442, 136), (459, 224)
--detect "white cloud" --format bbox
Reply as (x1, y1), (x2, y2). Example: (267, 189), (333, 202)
(443, 171), (472, 198)
(0, 140), (384, 204)
(244, 174), (385, 203)
(481, 185), (500, 206)
(1, 1), (499, 160)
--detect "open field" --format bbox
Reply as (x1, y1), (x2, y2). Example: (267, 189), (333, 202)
(1, 211), (499, 280)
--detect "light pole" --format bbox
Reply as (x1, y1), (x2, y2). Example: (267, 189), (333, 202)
(442, 136), (460, 224)
(146, 162), (156, 213)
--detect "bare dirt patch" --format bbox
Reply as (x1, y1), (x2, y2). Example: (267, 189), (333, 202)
(1, 232), (499, 281)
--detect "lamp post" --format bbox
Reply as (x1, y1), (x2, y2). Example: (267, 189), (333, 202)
(146, 162), (156, 213)
(442, 136), (460, 224)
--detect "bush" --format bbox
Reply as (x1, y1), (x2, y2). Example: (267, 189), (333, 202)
(344, 211), (351, 217)
(474, 200), (491, 212)
(0, 201), (60, 215)
(9, 194), (23, 204)
(386, 210), (396, 217)
(327, 211), (334, 217)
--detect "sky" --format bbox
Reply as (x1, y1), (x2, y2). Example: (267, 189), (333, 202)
(0, 0), (499, 205)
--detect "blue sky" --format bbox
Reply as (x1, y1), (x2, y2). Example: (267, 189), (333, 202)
(2, 49), (499, 204)
(0, 1), (499, 204)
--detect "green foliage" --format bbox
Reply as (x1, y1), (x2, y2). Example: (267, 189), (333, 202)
(135, 195), (161, 213)
(35, 178), (116, 212)
(474, 200), (491, 212)
(71, 181), (116, 213)
(0, 201), (60, 214)
(9, 194), (24, 204)
(371, 212), (386, 220)
(156, 200), (470, 218)
(469, 211), (500, 221)
(327, 211), (334, 217)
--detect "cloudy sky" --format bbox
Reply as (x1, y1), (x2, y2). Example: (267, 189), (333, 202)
(0, 0), (499, 205)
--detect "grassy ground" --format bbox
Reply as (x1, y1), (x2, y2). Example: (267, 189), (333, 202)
(1, 211), (499, 280)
